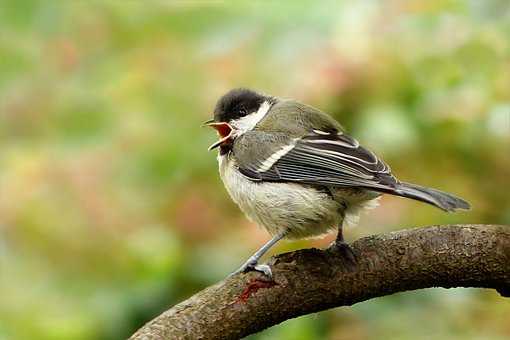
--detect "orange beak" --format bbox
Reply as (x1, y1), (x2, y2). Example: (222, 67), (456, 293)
(206, 122), (234, 150)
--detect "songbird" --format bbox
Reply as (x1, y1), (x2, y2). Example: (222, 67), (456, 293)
(206, 88), (470, 278)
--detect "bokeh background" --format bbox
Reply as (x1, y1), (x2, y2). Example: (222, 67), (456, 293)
(1, 1), (509, 339)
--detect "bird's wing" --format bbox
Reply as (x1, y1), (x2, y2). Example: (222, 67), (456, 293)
(233, 129), (398, 190)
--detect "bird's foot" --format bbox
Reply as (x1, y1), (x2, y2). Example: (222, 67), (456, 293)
(328, 240), (357, 268)
(229, 259), (273, 279)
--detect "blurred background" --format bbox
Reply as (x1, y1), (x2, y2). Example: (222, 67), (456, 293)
(0, 1), (509, 339)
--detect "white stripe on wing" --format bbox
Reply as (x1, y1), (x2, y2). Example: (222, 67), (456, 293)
(305, 139), (358, 148)
(257, 143), (296, 172)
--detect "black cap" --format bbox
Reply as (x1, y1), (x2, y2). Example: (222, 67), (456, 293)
(214, 88), (267, 123)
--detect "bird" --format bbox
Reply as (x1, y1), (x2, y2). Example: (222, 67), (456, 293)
(206, 88), (470, 278)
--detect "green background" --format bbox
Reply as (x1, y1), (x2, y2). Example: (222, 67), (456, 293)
(0, 1), (509, 339)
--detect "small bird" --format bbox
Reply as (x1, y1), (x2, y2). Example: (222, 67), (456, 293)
(206, 88), (470, 278)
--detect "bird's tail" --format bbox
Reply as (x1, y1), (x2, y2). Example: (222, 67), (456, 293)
(393, 182), (470, 212)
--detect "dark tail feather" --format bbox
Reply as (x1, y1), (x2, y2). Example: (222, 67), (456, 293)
(393, 182), (471, 212)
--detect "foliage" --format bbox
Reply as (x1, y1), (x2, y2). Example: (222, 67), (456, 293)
(0, 1), (509, 339)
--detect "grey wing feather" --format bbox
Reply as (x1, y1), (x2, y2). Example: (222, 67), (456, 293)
(234, 130), (398, 190)
(233, 128), (470, 212)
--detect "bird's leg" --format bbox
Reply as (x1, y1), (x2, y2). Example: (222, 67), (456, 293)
(331, 223), (357, 265)
(229, 231), (287, 279)
(335, 222), (347, 243)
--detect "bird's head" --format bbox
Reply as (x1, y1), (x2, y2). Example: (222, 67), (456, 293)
(206, 88), (273, 151)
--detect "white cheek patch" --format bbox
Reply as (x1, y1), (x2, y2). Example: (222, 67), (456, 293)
(231, 100), (272, 134)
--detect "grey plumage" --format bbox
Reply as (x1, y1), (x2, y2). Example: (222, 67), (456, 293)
(232, 99), (469, 213)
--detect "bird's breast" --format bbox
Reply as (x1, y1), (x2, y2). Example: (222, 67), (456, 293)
(217, 154), (344, 239)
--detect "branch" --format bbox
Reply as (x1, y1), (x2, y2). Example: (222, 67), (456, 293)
(130, 224), (510, 340)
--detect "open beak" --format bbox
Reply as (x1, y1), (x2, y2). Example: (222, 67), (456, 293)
(202, 118), (215, 126)
(206, 122), (234, 151)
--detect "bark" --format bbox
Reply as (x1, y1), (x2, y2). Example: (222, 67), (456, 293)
(130, 224), (510, 340)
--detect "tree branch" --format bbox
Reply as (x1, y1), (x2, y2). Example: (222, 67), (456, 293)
(130, 224), (510, 340)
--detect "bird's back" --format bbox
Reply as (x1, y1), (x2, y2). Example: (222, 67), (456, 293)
(255, 100), (344, 137)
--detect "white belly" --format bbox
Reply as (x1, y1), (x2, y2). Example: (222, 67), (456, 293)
(218, 154), (344, 239)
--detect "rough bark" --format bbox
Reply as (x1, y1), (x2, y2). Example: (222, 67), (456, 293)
(130, 224), (510, 340)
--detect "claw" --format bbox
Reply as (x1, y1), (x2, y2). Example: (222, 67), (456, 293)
(229, 260), (273, 279)
(251, 264), (272, 279)
(329, 241), (357, 269)
(227, 232), (286, 279)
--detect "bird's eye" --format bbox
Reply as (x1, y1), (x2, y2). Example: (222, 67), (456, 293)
(238, 107), (247, 115)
